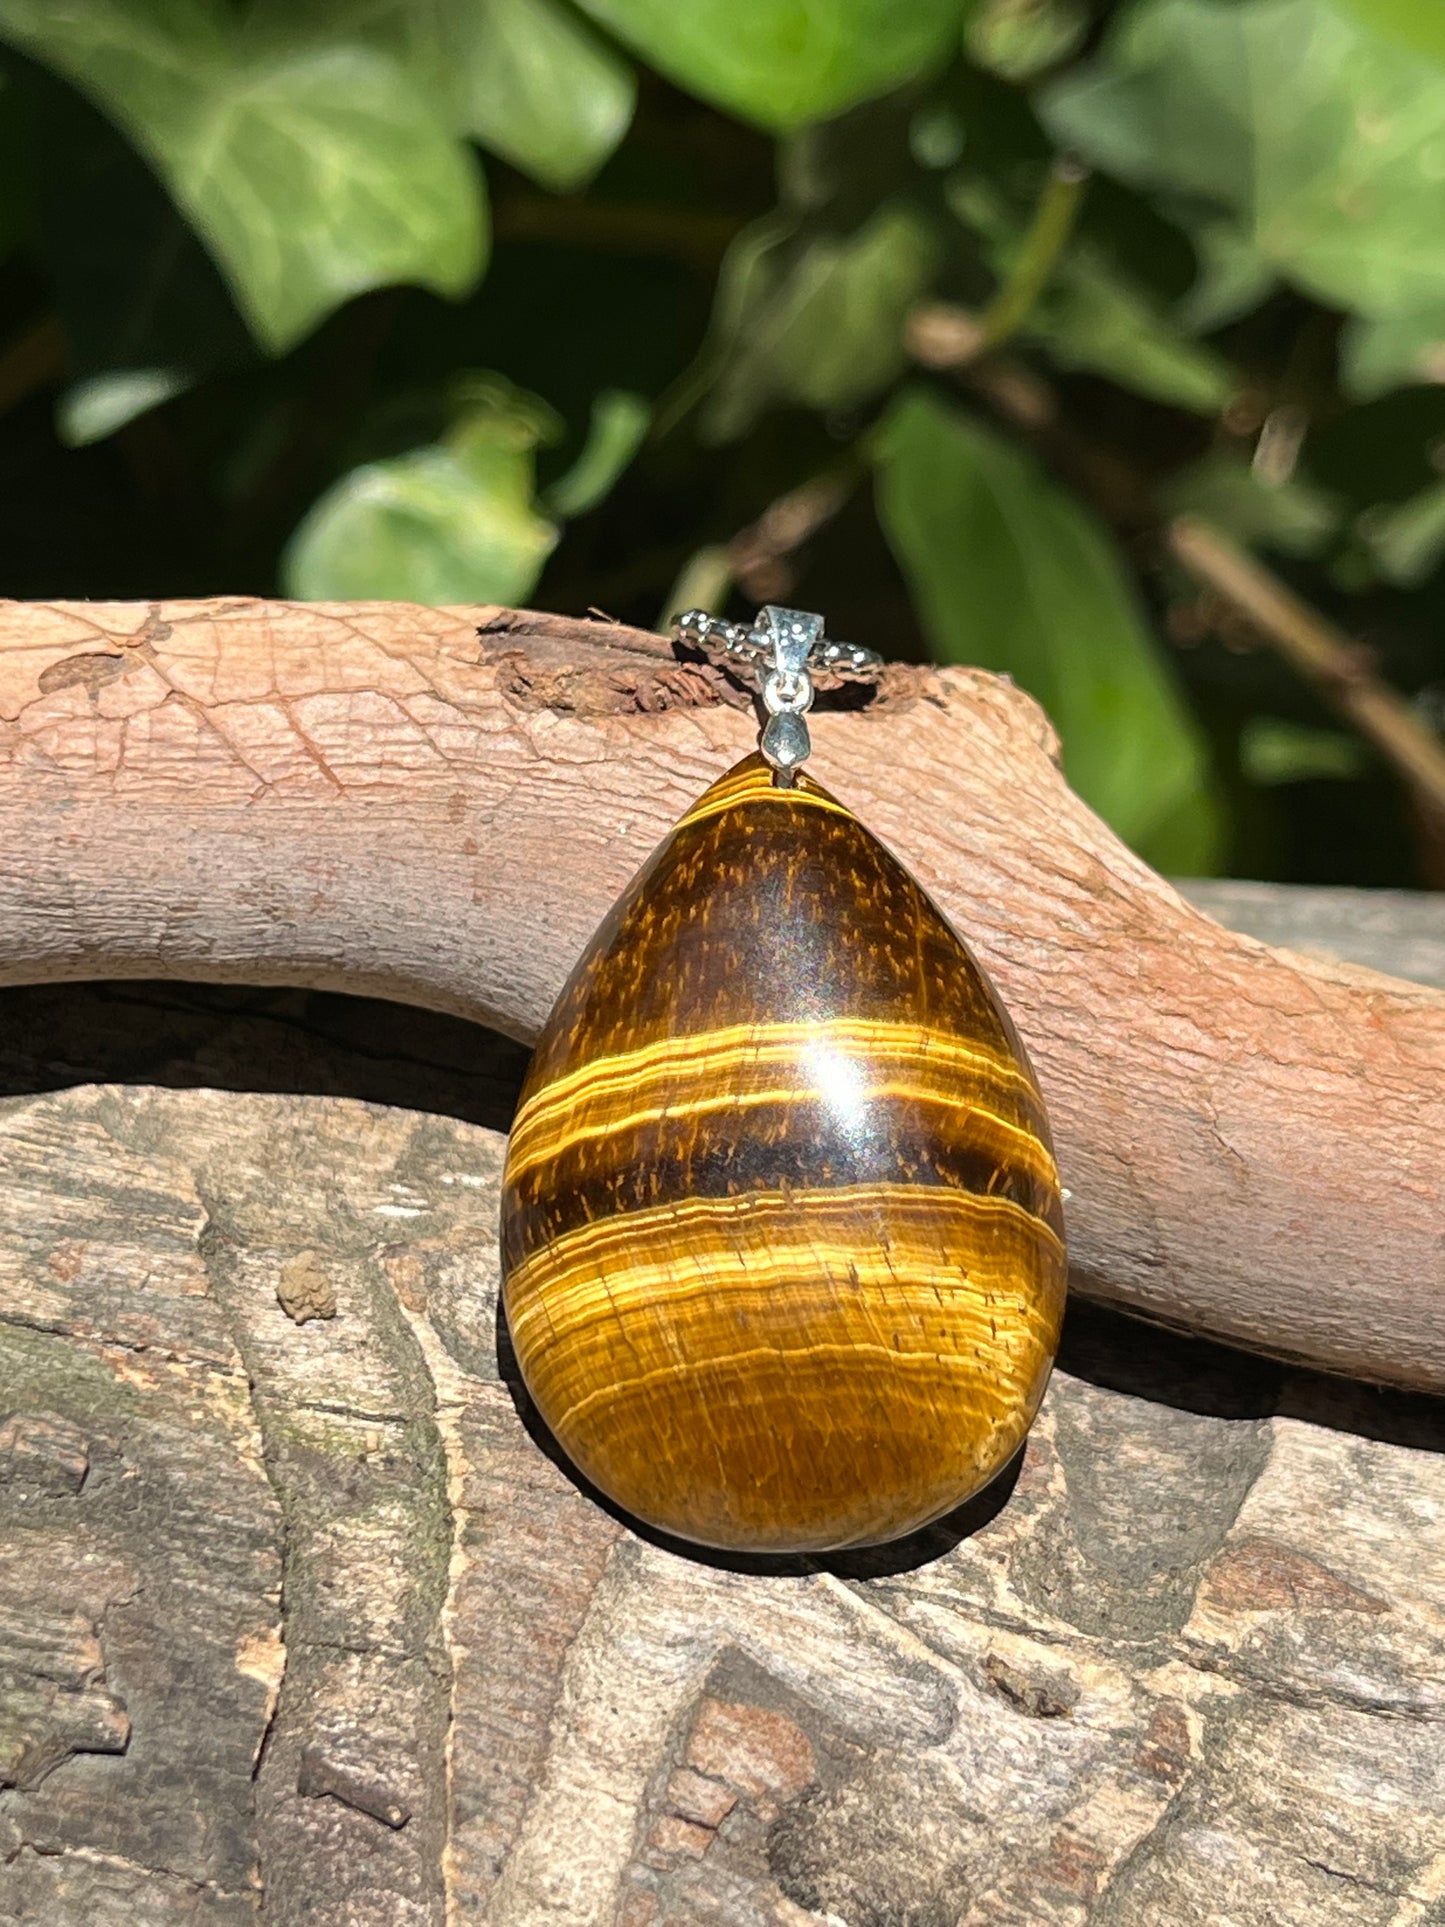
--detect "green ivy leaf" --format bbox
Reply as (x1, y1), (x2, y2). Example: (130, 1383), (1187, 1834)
(698, 203), (938, 442)
(1336, 0), (1445, 68)
(570, 0), (964, 129)
(433, 0), (634, 190)
(1162, 453), (1340, 558)
(1039, 0), (1445, 323)
(0, 0), (487, 352)
(874, 386), (1218, 868)
(57, 368), (193, 446)
(947, 174), (1232, 414)
(1174, 220), (1276, 332)
(286, 0), (635, 191)
(283, 377), (561, 605)
(1028, 250), (1233, 412)
(1341, 309), (1445, 399)
(544, 389), (650, 517)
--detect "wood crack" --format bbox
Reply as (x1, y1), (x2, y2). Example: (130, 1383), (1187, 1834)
(0, 1307), (242, 1375)
(1177, 1643), (1445, 1725)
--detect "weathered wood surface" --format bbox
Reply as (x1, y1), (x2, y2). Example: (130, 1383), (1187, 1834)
(0, 896), (1443, 1926)
(0, 599), (1442, 1390)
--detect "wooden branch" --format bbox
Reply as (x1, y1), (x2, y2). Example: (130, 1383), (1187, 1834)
(1168, 516), (1445, 822)
(0, 597), (1441, 1392)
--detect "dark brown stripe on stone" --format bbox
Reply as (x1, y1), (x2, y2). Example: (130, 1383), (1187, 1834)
(503, 1080), (1059, 1270)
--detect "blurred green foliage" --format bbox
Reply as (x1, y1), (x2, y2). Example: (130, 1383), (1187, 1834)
(876, 389), (1219, 867)
(1, 0), (1443, 881)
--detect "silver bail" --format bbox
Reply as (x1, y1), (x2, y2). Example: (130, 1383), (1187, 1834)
(757, 606), (821, 785)
(760, 708), (811, 778)
(758, 605), (822, 678)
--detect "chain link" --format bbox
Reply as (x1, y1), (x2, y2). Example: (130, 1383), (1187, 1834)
(671, 608), (883, 686)
(670, 604), (881, 781)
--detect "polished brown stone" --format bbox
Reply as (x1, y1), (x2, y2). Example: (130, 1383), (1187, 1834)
(500, 753), (1066, 1552)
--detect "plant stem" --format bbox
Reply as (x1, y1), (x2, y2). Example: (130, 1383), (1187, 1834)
(1168, 516), (1445, 823)
(658, 461), (863, 628)
(975, 156), (1089, 354)
(905, 307), (1445, 832)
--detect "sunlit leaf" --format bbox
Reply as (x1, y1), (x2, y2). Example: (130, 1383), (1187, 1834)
(57, 367), (192, 446)
(440, 0), (634, 189)
(1336, 0), (1445, 67)
(290, 0), (635, 191)
(283, 377), (561, 605)
(1040, 0), (1445, 322)
(571, 0), (964, 129)
(699, 204), (938, 442)
(0, 0), (487, 351)
(874, 386), (1219, 867)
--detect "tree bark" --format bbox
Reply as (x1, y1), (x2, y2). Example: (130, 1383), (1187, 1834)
(0, 1047), (1441, 1925)
(0, 596), (1441, 1391)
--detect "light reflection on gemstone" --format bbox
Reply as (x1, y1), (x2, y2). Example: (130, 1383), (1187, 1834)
(803, 1041), (874, 1148)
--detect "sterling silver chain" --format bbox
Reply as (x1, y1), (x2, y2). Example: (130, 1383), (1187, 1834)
(671, 605), (883, 784)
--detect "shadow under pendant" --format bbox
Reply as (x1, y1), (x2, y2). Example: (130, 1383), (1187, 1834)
(500, 608), (1066, 1553)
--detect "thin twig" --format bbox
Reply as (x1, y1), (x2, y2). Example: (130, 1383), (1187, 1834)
(905, 311), (1445, 829)
(1168, 516), (1445, 821)
(658, 463), (861, 627)
(976, 157), (1089, 354)
(907, 157), (1088, 373)
(726, 466), (858, 601)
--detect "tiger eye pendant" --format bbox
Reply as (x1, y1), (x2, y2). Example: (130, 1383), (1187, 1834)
(500, 608), (1066, 1554)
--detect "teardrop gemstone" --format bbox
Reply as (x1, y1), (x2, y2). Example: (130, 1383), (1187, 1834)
(500, 753), (1066, 1553)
